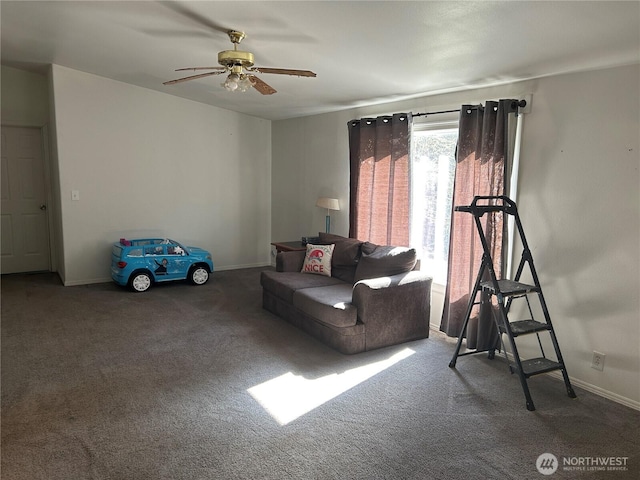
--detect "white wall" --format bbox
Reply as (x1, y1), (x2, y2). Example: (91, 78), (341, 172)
(49, 65), (272, 285)
(515, 65), (639, 408)
(272, 64), (640, 407)
(1, 65), (49, 126)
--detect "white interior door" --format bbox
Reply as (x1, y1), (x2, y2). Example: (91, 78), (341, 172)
(1, 126), (51, 274)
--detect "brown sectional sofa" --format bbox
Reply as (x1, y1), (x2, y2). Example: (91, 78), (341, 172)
(260, 233), (432, 354)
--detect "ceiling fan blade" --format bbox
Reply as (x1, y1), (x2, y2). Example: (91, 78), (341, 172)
(139, 28), (214, 39)
(251, 76), (277, 95)
(175, 67), (226, 72)
(163, 71), (222, 85)
(253, 67), (316, 77)
(158, 1), (230, 34)
(157, 1), (315, 44)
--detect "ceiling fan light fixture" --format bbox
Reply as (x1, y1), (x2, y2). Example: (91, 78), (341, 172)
(223, 72), (241, 91)
(222, 66), (254, 93)
(237, 75), (253, 92)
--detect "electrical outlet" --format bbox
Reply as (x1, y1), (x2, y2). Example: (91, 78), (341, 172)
(591, 351), (605, 371)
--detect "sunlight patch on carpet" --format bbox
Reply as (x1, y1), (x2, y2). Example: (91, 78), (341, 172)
(247, 347), (415, 425)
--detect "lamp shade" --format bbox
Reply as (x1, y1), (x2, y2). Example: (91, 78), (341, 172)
(316, 197), (340, 211)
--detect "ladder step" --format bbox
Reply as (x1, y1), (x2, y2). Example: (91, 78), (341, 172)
(512, 357), (562, 377)
(455, 204), (517, 215)
(507, 320), (550, 336)
(481, 279), (539, 296)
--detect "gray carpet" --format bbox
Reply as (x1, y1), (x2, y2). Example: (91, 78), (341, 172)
(2, 269), (638, 480)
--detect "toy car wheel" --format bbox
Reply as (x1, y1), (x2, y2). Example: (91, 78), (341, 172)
(130, 272), (152, 292)
(189, 266), (209, 285)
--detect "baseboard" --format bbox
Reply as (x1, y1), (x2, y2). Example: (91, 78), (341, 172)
(545, 370), (640, 411)
(64, 277), (111, 286)
(215, 262), (271, 271)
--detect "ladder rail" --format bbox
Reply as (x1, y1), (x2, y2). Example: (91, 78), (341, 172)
(471, 207), (503, 295)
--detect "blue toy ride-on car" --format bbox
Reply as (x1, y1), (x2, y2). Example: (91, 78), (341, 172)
(111, 238), (214, 292)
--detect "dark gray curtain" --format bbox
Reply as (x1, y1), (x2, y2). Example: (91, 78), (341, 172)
(348, 113), (412, 245)
(440, 100), (517, 350)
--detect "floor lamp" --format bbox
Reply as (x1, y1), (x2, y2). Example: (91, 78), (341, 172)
(316, 197), (340, 233)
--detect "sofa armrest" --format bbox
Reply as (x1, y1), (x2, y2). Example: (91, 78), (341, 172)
(276, 250), (306, 272)
(352, 271), (432, 350)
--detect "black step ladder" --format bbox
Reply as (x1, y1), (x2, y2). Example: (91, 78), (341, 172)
(448, 195), (576, 411)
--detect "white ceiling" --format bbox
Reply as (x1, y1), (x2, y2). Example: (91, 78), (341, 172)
(2, 1), (639, 121)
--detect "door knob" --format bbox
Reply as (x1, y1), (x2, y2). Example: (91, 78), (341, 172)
(40, 204), (47, 211)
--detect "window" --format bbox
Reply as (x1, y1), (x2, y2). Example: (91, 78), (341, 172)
(145, 246), (164, 256)
(410, 123), (458, 284)
(167, 245), (185, 255)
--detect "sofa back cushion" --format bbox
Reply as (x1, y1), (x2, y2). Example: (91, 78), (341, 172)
(353, 244), (417, 282)
(318, 232), (362, 283)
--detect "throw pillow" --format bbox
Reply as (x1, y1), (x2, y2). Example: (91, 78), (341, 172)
(301, 244), (335, 277)
(353, 246), (417, 282)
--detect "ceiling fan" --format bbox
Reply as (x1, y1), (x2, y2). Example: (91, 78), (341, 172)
(163, 30), (316, 95)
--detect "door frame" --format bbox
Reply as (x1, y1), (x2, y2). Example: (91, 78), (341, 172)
(1, 123), (57, 274)
(41, 124), (57, 273)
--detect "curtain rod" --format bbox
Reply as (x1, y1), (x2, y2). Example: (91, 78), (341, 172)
(413, 108), (461, 118)
(414, 99), (527, 118)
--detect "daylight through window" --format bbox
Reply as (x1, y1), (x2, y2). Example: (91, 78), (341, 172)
(410, 126), (458, 285)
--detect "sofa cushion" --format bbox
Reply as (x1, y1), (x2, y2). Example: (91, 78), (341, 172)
(353, 246), (417, 282)
(292, 284), (357, 328)
(318, 232), (363, 283)
(301, 243), (334, 277)
(260, 271), (344, 304)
